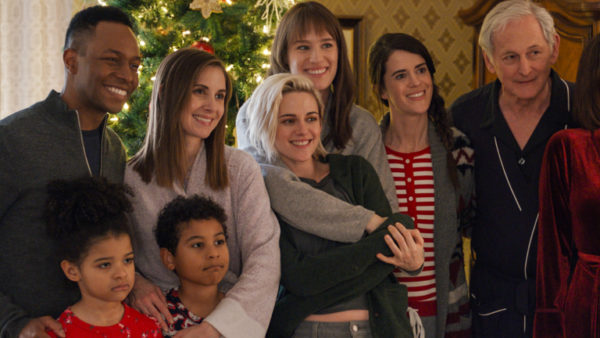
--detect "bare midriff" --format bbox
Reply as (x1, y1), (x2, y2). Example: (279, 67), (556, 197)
(304, 310), (369, 322)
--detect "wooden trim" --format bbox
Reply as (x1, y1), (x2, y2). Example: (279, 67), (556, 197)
(457, 0), (600, 88)
(339, 16), (366, 106)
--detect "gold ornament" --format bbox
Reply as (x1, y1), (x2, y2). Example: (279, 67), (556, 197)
(190, 0), (223, 19)
(157, 26), (168, 36)
(255, 0), (294, 31)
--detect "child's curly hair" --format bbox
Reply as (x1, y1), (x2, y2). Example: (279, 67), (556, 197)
(45, 176), (133, 264)
(155, 194), (227, 254)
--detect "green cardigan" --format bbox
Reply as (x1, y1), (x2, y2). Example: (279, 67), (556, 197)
(267, 154), (414, 338)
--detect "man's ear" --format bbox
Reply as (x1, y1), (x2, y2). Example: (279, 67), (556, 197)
(160, 248), (176, 271)
(482, 51), (496, 74)
(63, 48), (78, 75)
(60, 260), (81, 282)
(549, 33), (560, 65)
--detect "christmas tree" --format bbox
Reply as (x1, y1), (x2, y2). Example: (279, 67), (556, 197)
(107, 0), (290, 154)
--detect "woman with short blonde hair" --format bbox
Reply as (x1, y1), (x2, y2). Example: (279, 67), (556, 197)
(246, 73), (424, 337)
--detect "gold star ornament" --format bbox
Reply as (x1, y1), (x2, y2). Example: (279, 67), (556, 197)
(190, 0), (223, 19)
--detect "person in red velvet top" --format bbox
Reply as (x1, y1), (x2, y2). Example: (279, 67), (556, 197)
(535, 34), (600, 338)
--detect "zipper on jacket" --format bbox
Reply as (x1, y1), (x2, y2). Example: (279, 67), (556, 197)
(75, 110), (93, 177)
(99, 116), (106, 175)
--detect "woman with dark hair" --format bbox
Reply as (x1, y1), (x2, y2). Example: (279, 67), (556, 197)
(534, 34), (600, 338)
(124, 48), (280, 338)
(368, 33), (473, 338)
(236, 1), (398, 245)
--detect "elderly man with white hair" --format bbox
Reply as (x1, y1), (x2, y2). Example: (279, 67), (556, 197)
(450, 1), (575, 337)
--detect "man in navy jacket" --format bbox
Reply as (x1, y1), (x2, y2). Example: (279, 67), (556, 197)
(450, 1), (574, 337)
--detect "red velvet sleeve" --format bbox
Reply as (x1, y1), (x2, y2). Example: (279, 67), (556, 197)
(534, 132), (574, 338)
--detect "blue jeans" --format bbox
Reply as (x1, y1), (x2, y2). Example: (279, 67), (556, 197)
(292, 320), (372, 338)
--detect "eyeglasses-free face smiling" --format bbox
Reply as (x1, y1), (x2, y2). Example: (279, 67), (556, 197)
(68, 21), (141, 117)
(180, 65), (227, 151)
(381, 50), (433, 118)
(274, 91), (322, 171)
(287, 30), (338, 98)
(484, 14), (558, 103)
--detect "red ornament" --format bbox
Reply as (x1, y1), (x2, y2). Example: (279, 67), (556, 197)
(191, 40), (215, 54)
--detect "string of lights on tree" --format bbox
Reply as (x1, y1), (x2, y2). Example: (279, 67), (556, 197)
(105, 0), (294, 154)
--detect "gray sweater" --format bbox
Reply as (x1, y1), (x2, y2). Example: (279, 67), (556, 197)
(381, 115), (474, 337)
(125, 145), (280, 338)
(0, 91), (126, 338)
(236, 100), (398, 242)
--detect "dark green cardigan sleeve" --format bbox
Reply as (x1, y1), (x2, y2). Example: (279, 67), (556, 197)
(280, 212), (413, 297)
(271, 155), (415, 337)
(328, 154), (393, 217)
(269, 261), (397, 337)
(272, 213), (412, 338)
(279, 155), (413, 297)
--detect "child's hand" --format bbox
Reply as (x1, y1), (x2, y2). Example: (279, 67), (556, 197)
(173, 322), (220, 338)
(128, 274), (173, 331)
(376, 222), (425, 272)
(19, 316), (64, 338)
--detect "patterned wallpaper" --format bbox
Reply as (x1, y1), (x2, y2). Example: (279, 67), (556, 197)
(315, 0), (476, 119)
(0, 0), (477, 120)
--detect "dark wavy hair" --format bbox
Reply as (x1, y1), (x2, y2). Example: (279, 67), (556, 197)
(269, 1), (354, 150)
(155, 195), (227, 254)
(45, 176), (133, 264)
(64, 5), (134, 52)
(573, 34), (600, 130)
(368, 33), (458, 188)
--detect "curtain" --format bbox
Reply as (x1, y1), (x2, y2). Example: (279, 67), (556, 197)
(0, 0), (96, 119)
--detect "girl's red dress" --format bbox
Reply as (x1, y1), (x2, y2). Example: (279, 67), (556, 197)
(47, 303), (162, 337)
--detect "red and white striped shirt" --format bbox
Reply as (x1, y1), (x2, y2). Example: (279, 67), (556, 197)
(386, 146), (437, 317)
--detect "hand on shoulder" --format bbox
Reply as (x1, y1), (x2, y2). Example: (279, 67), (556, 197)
(19, 316), (64, 338)
(173, 322), (220, 338)
(128, 274), (173, 331)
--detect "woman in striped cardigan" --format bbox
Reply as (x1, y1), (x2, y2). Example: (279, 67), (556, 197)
(368, 33), (474, 338)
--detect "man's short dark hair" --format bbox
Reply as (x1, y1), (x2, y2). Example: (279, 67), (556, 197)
(155, 195), (228, 254)
(64, 5), (134, 52)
